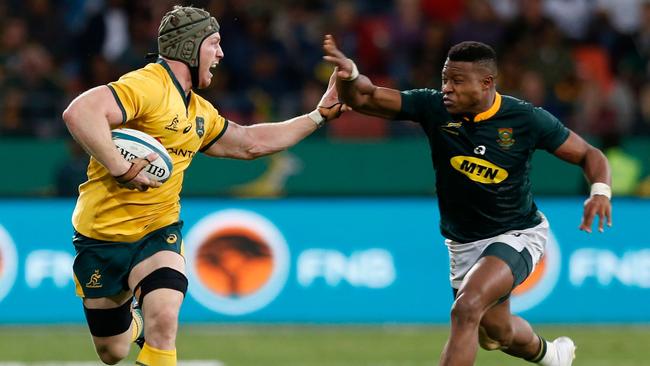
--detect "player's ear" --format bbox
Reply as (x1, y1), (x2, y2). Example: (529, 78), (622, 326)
(482, 75), (494, 90)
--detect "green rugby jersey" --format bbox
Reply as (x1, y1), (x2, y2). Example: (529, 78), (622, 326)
(396, 89), (569, 243)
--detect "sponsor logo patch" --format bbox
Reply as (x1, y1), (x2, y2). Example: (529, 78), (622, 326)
(85, 269), (103, 289)
(449, 156), (508, 183)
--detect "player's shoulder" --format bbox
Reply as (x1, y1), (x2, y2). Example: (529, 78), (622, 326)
(116, 63), (167, 86)
(499, 94), (535, 114)
(401, 88), (442, 101)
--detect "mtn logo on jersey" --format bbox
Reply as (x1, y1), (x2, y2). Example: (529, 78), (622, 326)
(0, 225), (17, 304)
(185, 209), (290, 315)
(450, 156), (508, 184)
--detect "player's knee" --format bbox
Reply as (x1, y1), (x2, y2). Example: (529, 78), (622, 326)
(450, 295), (483, 326)
(145, 306), (179, 348)
(95, 342), (130, 365)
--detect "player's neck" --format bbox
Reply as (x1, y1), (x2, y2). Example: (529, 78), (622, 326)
(475, 89), (497, 115)
(164, 58), (192, 95)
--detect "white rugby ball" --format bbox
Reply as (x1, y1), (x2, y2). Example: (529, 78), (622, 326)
(111, 128), (173, 183)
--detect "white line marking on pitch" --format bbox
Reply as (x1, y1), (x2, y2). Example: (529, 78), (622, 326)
(0, 361), (223, 366)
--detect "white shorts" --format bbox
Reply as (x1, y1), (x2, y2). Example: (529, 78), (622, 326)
(446, 212), (549, 289)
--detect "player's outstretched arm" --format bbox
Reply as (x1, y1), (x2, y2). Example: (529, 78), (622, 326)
(203, 72), (348, 160)
(553, 131), (612, 233)
(322, 34), (401, 119)
(62, 86), (160, 190)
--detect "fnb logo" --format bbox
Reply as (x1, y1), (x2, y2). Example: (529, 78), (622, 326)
(511, 230), (562, 312)
(185, 210), (289, 315)
(450, 156), (508, 183)
(0, 225), (18, 304)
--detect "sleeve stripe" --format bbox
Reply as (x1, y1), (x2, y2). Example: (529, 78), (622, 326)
(200, 119), (229, 152)
(107, 84), (127, 125)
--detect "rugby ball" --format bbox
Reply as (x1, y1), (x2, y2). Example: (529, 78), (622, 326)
(111, 128), (173, 183)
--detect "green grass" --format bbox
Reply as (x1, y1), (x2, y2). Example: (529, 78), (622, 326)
(0, 325), (647, 365)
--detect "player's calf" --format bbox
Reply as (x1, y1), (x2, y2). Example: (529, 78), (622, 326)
(478, 326), (504, 351)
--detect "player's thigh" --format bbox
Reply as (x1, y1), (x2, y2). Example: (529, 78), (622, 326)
(128, 250), (185, 291)
(127, 222), (186, 290)
(456, 255), (514, 310)
(83, 291), (133, 309)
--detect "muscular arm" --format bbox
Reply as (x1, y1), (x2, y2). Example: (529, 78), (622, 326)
(202, 116), (318, 159)
(205, 70), (346, 159)
(62, 86), (131, 176)
(323, 34), (401, 119)
(553, 131), (611, 185)
(553, 131), (612, 232)
(337, 76), (402, 119)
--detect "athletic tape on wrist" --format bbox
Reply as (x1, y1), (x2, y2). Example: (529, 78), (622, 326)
(342, 59), (359, 81)
(308, 109), (326, 127)
(590, 182), (611, 199)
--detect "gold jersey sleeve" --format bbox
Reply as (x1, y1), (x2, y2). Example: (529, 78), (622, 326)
(73, 60), (228, 242)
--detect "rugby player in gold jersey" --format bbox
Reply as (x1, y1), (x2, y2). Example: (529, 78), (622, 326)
(62, 6), (346, 366)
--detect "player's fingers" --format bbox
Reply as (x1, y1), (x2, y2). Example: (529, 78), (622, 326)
(131, 157), (150, 171)
(144, 152), (159, 163)
(149, 180), (162, 188)
(606, 205), (613, 227)
(597, 211), (605, 233)
(579, 207), (594, 233)
(323, 55), (346, 68)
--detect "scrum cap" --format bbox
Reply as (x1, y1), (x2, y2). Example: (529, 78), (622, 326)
(158, 6), (220, 68)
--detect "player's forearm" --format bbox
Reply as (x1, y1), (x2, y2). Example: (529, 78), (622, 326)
(337, 74), (377, 110)
(244, 115), (318, 158)
(62, 104), (129, 176)
(581, 146), (611, 185)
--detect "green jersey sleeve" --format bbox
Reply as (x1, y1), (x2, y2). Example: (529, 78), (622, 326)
(532, 107), (570, 152)
(395, 88), (443, 123)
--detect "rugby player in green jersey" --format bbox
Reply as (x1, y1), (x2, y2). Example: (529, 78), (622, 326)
(324, 35), (611, 366)
(62, 6), (346, 366)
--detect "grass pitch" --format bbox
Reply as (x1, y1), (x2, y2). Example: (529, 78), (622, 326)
(0, 325), (647, 365)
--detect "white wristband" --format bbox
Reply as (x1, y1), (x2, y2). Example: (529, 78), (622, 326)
(342, 59), (359, 81)
(308, 109), (325, 127)
(590, 182), (611, 200)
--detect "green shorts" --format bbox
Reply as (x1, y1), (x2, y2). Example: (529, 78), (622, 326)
(72, 222), (184, 298)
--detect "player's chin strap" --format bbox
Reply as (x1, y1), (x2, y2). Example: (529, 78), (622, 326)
(308, 102), (346, 128)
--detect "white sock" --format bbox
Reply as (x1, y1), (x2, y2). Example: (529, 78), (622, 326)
(538, 338), (558, 366)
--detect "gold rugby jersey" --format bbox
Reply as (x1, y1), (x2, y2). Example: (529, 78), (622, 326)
(73, 59), (228, 242)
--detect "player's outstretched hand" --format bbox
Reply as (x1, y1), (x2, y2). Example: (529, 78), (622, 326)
(579, 195), (612, 233)
(322, 34), (356, 80)
(317, 71), (351, 121)
(113, 153), (162, 191)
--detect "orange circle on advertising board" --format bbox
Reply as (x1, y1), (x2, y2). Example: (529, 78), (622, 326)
(195, 227), (274, 297)
(185, 209), (290, 315)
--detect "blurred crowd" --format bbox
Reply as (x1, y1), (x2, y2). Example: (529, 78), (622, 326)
(1, 0), (650, 140)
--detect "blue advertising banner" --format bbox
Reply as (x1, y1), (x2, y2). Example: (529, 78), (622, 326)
(0, 198), (647, 324)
